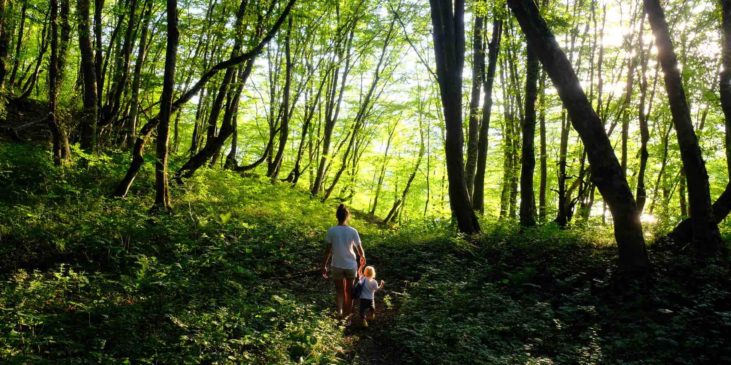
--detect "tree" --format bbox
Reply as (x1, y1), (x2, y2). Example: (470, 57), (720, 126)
(519, 37), (538, 227)
(643, 0), (723, 256)
(77, 0), (98, 152)
(47, 0), (71, 165)
(473, 19), (502, 213)
(428, 0), (480, 234)
(152, 0), (179, 212)
(507, 0), (649, 272)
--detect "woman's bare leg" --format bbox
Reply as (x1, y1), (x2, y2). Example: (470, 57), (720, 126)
(344, 278), (354, 315)
(335, 279), (345, 316)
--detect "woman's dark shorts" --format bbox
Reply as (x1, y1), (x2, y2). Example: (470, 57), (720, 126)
(359, 298), (375, 318)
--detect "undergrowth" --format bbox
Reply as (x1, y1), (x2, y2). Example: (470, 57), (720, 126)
(1, 143), (730, 364)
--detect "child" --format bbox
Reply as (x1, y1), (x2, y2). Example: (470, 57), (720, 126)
(357, 265), (384, 327)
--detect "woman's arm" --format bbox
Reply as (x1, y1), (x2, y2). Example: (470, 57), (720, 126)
(356, 244), (366, 267)
(322, 244), (332, 277)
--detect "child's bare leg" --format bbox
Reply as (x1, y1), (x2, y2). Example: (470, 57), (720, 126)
(367, 308), (375, 321)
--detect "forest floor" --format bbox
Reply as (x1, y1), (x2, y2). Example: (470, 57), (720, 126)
(1, 143), (731, 364)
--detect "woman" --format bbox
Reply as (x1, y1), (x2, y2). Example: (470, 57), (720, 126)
(322, 204), (366, 317)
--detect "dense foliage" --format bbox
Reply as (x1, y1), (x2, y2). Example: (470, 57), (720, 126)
(1, 144), (730, 363)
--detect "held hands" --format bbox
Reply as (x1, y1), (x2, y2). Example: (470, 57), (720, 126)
(360, 256), (366, 267)
(321, 266), (328, 279)
(379, 280), (385, 288)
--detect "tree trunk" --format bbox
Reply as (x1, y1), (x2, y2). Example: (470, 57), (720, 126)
(644, 0), (723, 256)
(429, 0), (479, 233)
(77, 0), (98, 151)
(47, 0), (71, 165)
(126, 0), (152, 146)
(473, 19), (502, 213)
(464, 13), (484, 197)
(519, 40), (538, 227)
(268, 18), (293, 180)
(0, 0), (8, 90)
(8, 0), (27, 89)
(93, 0), (104, 111)
(508, 0), (649, 272)
(153, 0), (178, 212)
(538, 70), (547, 221)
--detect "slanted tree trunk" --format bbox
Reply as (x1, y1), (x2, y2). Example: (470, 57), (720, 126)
(428, 0), (479, 233)
(464, 13), (484, 197)
(519, 39), (538, 227)
(508, 0), (649, 272)
(370, 121), (397, 216)
(473, 19), (502, 213)
(153, 0), (178, 212)
(77, 0), (98, 152)
(644, 0), (723, 256)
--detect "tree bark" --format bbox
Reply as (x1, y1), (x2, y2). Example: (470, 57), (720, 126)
(508, 0), (649, 272)
(47, 0), (71, 165)
(519, 39), (538, 227)
(153, 0), (178, 212)
(0, 0), (8, 90)
(464, 13), (484, 197)
(77, 0), (98, 151)
(428, 0), (480, 234)
(126, 0), (152, 146)
(644, 0), (723, 256)
(473, 19), (501, 213)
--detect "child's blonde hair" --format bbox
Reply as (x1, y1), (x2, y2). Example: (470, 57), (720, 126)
(363, 266), (376, 278)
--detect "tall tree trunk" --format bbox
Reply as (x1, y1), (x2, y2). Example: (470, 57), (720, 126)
(47, 0), (71, 165)
(519, 40), (538, 227)
(153, 0), (178, 212)
(428, 0), (479, 233)
(77, 0), (98, 151)
(473, 19), (502, 213)
(644, 0), (723, 256)
(538, 70), (547, 221)
(8, 0), (27, 89)
(126, 0), (151, 146)
(508, 0), (649, 272)
(268, 18), (293, 180)
(464, 13), (484, 197)
(93, 0), (104, 111)
(0, 0), (8, 90)
(636, 15), (650, 212)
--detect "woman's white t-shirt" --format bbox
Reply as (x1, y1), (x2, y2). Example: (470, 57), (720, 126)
(359, 277), (380, 300)
(326, 225), (362, 270)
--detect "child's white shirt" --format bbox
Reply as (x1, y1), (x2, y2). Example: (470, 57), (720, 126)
(359, 277), (380, 300)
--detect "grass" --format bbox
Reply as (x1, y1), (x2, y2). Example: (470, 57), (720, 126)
(1, 143), (730, 364)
